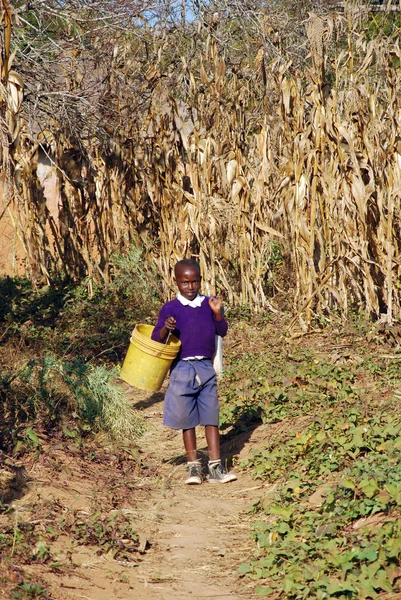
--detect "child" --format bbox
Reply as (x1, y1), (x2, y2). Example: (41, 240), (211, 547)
(151, 258), (237, 485)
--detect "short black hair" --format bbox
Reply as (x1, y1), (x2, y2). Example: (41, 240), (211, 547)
(174, 259), (200, 277)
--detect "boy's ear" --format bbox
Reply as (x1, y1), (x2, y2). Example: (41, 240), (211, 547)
(173, 276), (177, 285)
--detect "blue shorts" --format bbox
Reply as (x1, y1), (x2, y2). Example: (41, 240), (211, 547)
(163, 359), (219, 430)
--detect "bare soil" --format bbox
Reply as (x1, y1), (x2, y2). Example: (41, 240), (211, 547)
(1, 382), (267, 600)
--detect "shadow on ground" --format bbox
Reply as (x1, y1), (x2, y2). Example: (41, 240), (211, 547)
(132, 391), (165, 410)
(220, 420), (264, 467)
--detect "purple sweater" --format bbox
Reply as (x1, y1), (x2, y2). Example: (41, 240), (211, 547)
(151, 298), (228, 360)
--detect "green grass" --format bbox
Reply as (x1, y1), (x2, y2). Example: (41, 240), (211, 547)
(0, 357), (143, 455)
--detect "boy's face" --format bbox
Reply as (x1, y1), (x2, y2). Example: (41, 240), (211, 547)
(174, 266), (201, 301)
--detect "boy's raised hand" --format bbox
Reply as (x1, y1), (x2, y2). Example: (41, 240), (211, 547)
(208, 296), (223, 320)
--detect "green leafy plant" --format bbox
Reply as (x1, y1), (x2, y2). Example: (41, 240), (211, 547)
(12, 582), (50, 599)
(57, 509), (139, 560)
(0, 245), (161, 362)
(239, 401), (401, 597)
(219, 336), (401, 598)
(220, 350), (359, 430)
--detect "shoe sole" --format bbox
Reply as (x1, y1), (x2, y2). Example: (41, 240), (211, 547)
(185, 476), (202, 485)
(208, 474), (238, 484)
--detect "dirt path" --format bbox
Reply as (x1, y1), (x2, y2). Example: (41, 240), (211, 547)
(125, 389), (264, 600)
(9, 384), (266, 600)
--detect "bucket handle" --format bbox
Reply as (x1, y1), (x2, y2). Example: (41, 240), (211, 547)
(155, 331), (171, 357)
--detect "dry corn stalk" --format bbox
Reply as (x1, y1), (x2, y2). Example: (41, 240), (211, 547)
(3, 0), (401, 326)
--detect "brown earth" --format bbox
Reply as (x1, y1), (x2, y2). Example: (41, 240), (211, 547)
(1, 381), (268, 600)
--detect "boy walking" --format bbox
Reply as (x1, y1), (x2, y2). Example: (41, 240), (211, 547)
(151, 259), (237, 485)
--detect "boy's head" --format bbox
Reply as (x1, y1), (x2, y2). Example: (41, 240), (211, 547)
(174, 259), (201, 301)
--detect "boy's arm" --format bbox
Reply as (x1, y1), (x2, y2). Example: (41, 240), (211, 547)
(208, 296), (228, 337)
(214, 315), (228, 337)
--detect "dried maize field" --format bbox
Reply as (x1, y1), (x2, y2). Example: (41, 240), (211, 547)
(1, 1), (401, 328)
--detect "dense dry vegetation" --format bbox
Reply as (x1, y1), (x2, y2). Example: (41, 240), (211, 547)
(0, 1), (400, 323)
(3, 1), (401, 599)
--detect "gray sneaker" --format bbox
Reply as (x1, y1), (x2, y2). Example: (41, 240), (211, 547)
(185, 461), (202, 485)
(208, 461), (237, 484)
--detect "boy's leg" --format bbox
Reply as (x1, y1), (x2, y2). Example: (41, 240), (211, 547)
(205, 425), (220, 461)
(193, 361), (237, 484)
(183, 427), (202, 485)
(183, 427), (197, 462)
(205, 425), (237, 484)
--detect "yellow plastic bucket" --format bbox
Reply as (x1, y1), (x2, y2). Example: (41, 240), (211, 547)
(120, 324), (181, 392)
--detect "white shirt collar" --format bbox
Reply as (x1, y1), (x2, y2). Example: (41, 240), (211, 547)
(176, 292), (205, 308)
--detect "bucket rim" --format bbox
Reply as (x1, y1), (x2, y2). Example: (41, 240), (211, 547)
(132, 324), (180, 347)
(130, 339), (179, 359)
